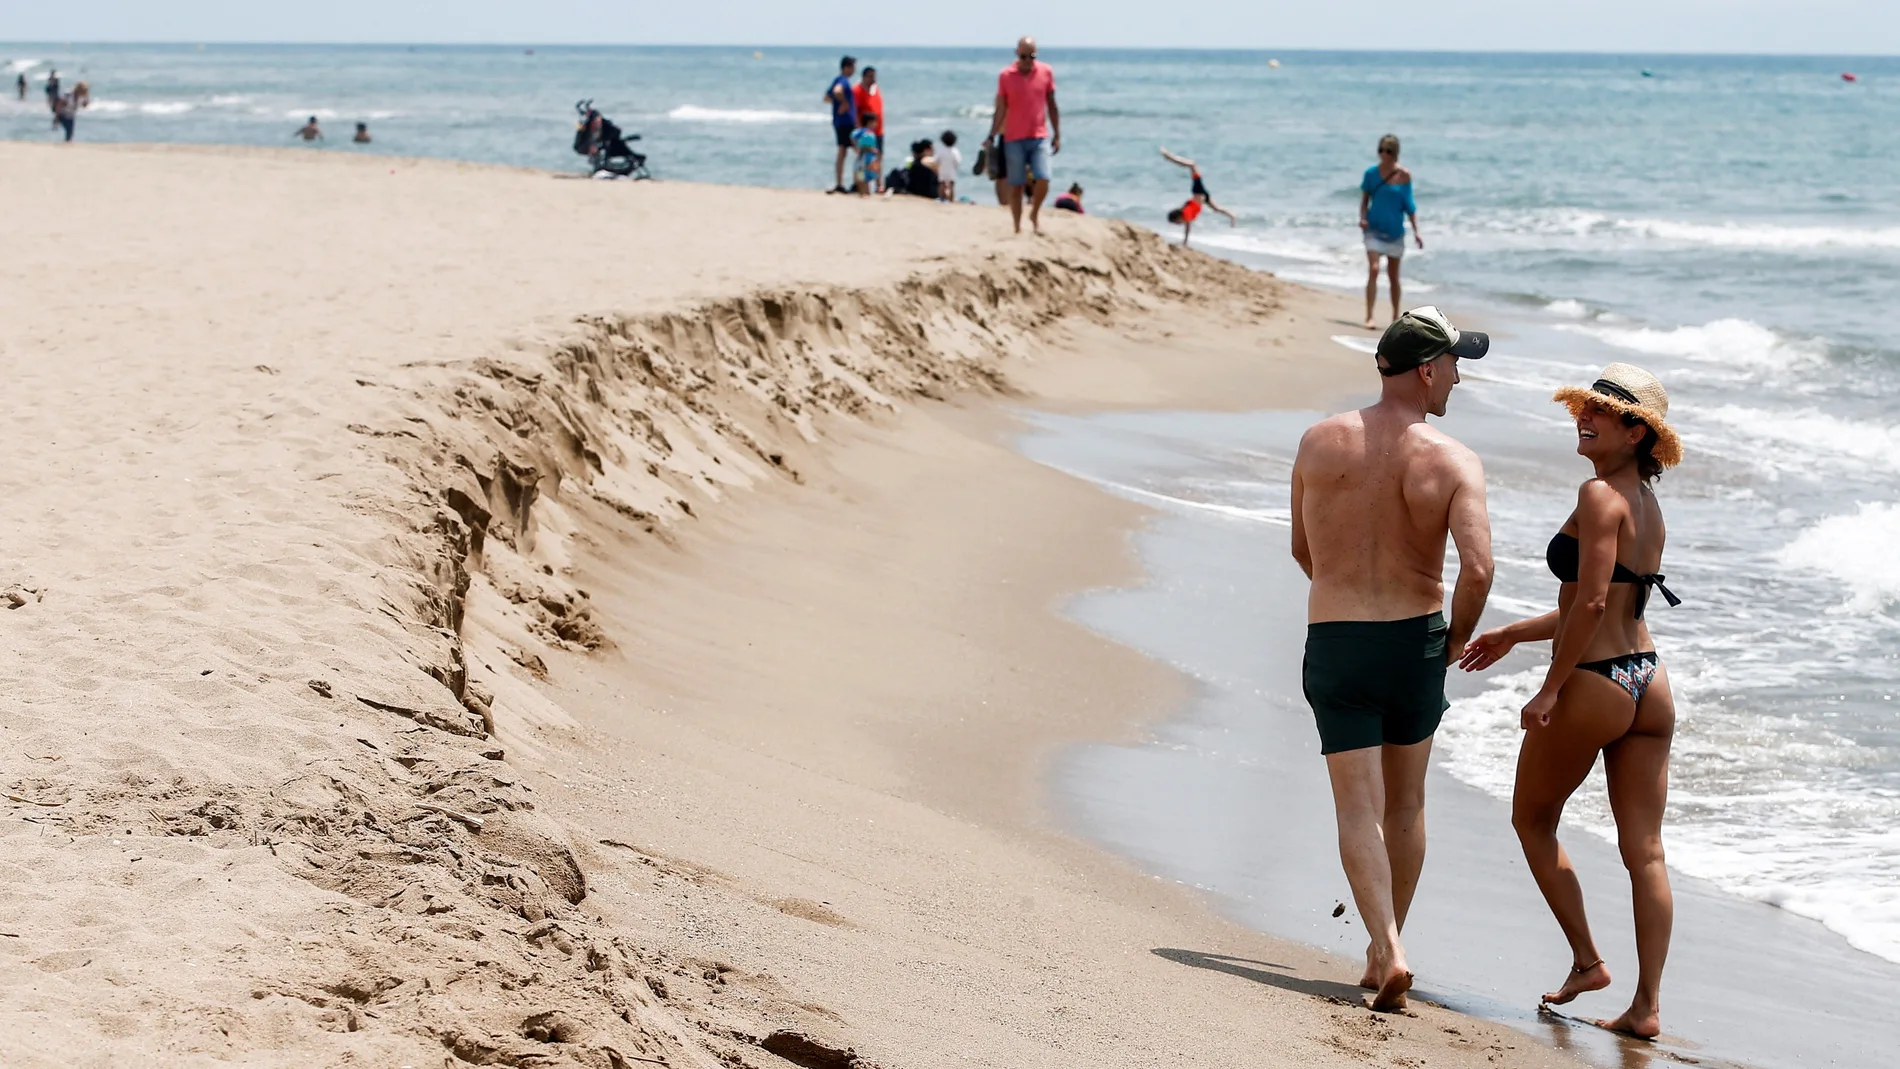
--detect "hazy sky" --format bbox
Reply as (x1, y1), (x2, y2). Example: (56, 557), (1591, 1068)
(5, 1), (1897, 54)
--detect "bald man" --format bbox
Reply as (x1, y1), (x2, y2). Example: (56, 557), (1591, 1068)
(986, 36), (1061, 234)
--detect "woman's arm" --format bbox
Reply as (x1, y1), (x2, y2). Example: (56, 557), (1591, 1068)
(1521, 482), (1624, 726)
(1458, 609), (1559, 671)
(1359, 189), (1370, 230)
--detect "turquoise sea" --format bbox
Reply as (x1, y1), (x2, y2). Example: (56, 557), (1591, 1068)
(7, 43), (1898, 1068)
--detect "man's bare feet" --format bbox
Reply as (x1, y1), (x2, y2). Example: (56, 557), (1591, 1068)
(1370, 963), (1413, 1012)
(1595, 1005), (1660, 1040)
(1541, 958), (1611, 1005)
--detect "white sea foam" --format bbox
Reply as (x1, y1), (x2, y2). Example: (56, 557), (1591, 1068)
(139, 101), (195, 116)
(285, 108), (340, 120)
(4, 58), (41, 74)
(955, 103), (995, 119)
(1699, 406), (1900, 475)
(87, 100), (132, 113)
(1328, 334), (1378, 355)
(1544, 298), (1589, 318)
(1779, 502), (1900, 612)
(1440, 671), (1900, 964)
(1613, 217), (1900, 250)
(208, 94), (251, 106)
(1560, 317), (1823, 371)
(667, 105), (825, 124)
(1192, 231), (1343, 265)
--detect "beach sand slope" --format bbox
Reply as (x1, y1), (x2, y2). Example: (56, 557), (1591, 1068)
(0, 144), (1577, 1069)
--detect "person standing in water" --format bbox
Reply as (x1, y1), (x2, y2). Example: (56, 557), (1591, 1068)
(1460, 363), (1683, 1040)
(824, 55), (859, 194)
(353, 122), (372, 143)
(43, 69), (59, 112)
(295, 116), (323, 142)
(1291, 306), (1493, 1012)
(987, 36), (1060, 234)
(1360, 134), (1423, 329)
(16, 72), (26, 101)
(52, 92), (76, 142)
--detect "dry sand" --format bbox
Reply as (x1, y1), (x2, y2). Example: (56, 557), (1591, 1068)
(0, 143), (1584, 1068)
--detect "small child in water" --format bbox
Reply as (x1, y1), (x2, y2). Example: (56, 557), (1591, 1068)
(1161, 147), (1236, 247)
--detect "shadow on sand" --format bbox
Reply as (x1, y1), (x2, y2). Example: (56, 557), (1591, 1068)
(1150, 947), (1366, 1006)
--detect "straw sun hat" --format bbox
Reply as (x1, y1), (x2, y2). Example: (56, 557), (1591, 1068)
(1552, 362), (1682, 469)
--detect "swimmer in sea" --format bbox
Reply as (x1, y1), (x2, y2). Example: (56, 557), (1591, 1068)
(1161, 147), (1236, 247)
(295, 116), (323, 142)
(353, 122), (371, 143)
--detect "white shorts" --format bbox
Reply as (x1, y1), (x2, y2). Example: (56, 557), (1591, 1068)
(1365, 232), (1406, 259)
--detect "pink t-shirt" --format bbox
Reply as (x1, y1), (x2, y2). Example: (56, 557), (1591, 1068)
(997, 61), (1055, 142)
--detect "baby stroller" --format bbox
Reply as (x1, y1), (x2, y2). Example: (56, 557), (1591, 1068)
(573, 100), (650, 179)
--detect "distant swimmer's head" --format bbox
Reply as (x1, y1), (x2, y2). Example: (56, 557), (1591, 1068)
(308, 115), (318, 124)
(840, 55), (857, 74)
(1554, 363), (1680, 478)
(1377, 306), (1488, 416)
(1378, 134), (1400, 160)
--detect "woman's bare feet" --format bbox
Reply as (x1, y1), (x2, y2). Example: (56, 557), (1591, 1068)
(1371, 963), (1413, 1012)
(1541, 958), (1611, 1005)
(1596, 1003), (1661, 1040)
(1360, 946), (1379, 990)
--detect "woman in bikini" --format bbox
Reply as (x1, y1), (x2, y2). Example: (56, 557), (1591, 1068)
(1459, 363), (1683, 1040)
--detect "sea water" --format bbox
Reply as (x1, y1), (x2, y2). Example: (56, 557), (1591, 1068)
(6, 39), (1897, 1035)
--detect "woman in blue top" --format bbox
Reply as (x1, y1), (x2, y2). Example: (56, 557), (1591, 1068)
(1359, 134), (1424, 330)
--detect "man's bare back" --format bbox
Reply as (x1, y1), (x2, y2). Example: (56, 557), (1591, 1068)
(1293, 407), (1484, 625)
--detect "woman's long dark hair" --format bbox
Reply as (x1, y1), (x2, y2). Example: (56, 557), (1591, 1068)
(1623, 412), (1663, 483)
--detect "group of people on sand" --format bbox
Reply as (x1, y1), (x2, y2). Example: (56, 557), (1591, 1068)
(823, 37), (1063, 234)
(824, 55), (964, 204)
(30, 69), (89, 142)
(1294, 308), (1682, 1040)
(295, 116), (374, 144)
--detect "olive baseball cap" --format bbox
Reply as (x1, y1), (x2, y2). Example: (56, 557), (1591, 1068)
(1376, 306), (1489, 376)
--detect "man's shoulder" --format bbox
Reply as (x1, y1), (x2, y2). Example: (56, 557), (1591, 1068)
(1296, 411), (1364, 456)
(1404, 423), (1482, 474)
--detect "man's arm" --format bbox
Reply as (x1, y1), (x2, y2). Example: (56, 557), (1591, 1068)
(1047, 90), (1060, 153)
(1290, 446), (1313, 579)
(988, 88), (1007, 140)
(1444, 449), (1494, 662)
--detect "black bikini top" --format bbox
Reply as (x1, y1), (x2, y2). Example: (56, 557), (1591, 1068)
(1546, 532), (1681, 620)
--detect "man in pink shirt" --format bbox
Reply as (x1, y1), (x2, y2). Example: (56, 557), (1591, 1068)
(986, 36), (1061, 234)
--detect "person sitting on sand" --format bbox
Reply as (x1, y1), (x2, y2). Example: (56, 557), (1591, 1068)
(1291, 306), (1493, 1014)
(295, 116), (323, 142)
(353, 122), (372, 144)
(852, 115), (880, 196)
(1161, 147), (1235, 247)
(1459, 363), (1683, 1041)
(1054, 183), (1084, 214)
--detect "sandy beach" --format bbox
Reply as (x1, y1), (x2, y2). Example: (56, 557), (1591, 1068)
(0, 142), (1589, 1068)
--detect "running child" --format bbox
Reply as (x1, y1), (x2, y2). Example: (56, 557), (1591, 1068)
(1161, 147), (1236, 247)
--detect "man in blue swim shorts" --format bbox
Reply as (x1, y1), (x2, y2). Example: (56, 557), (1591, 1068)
(986, 36), (1061, 234)
(824, 55), (859, 194)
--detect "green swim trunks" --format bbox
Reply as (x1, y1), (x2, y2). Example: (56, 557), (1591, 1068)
(1303, 612), (1450, 755)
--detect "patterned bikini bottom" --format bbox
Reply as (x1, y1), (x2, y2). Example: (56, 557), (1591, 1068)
(1575, 651), (1660, 704)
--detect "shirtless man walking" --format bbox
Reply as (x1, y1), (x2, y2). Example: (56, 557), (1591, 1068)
(1290, 306), (1494, 1011)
